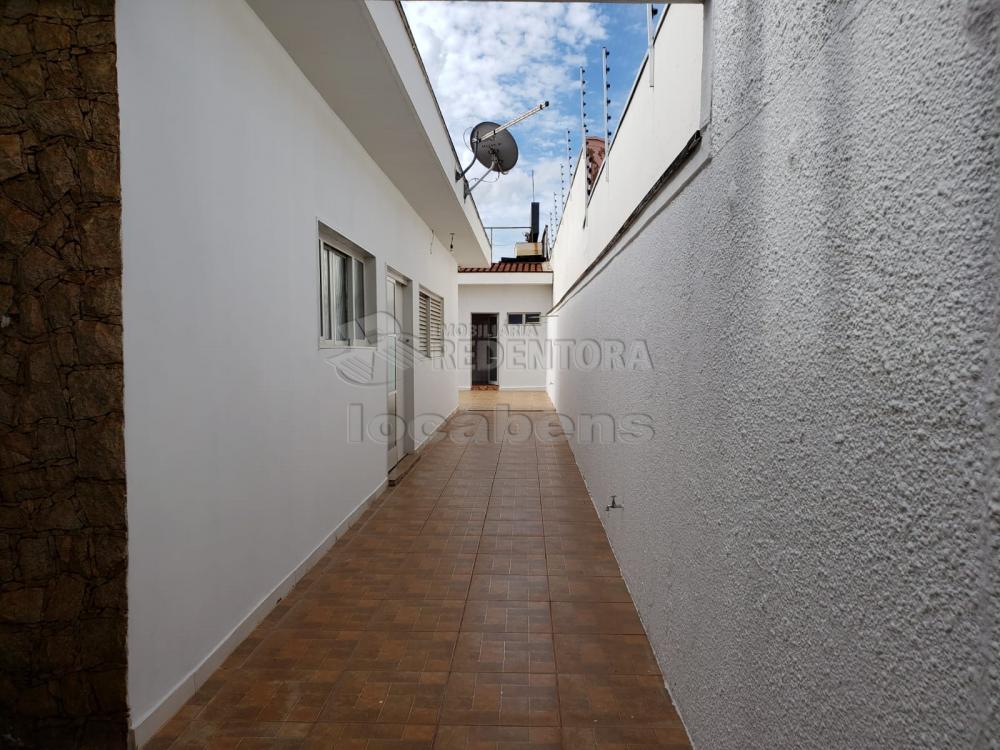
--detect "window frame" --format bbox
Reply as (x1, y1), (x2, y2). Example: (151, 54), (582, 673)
(318, 236), (371, 349)
(507, 312), (541, 326)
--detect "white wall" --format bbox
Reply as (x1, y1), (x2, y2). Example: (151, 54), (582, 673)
(457, 282), (552, 390)
(548, 0), (998, 747)
(550, 4), (703, 301)
(117, 0), (460, 736)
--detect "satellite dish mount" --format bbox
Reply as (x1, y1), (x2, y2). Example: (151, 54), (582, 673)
(456, 101), (549, 198)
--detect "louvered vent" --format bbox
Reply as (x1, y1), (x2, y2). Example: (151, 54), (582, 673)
(418, 292), (429, 356)
(428, 294), (443, 356)
(418, 290), (443, 357)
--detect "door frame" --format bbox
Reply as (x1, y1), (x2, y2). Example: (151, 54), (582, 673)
(385, 268), (414, 469)
(470, 312), (499, 387)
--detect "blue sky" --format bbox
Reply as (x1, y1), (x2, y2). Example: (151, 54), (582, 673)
(402, 2), (657, 260)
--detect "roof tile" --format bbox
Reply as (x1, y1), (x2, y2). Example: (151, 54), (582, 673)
(458, 262), (547, 273)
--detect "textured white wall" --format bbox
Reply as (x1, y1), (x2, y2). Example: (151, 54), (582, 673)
(550, 1), (999, 747)
(457, 283), (553, 390)
(117, 0), (459, 732)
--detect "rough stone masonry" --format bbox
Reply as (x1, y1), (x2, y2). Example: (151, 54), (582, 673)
(0, 0), (127, 747)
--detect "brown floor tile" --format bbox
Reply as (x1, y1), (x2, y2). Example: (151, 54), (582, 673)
(368, 599), (466, 632)
(429, 508), (488, 522)
(219, 633), (268, 670)
(482, 521), (545, 537)
(421, 521), (485, 537)
(493, 472), (538, 482)
(491, 483), (541, 495)
(308, 573), (471, 601)
(544, 536), (614, 557)
(476, 536), (546, 556)
(238, 739), (313, 750)
(450, 467), (498, 477)
(343, 534), (423, 554)
(547, 576), (631, 603)
(487, 495), (542, 509)
(485, 507), (543, 522)
(346, 630), (459, 672)
(306, 722), (437, 748)
(461, 600), (552, 633)
(558, 674), (681, 727)
(458, 390), (554, 411)
(553, 634), (660, 675)
(187, 676), (231, 706)
(489, 487), (542, 499)
(550, 602), (645, 634)
(328, 551), (476, 575)
(452, 631), (556, 673)
(166, 719), (283, 747)
(535, 468), (578, 478)
(362, 519), (429, 536)
(442, 484), (495, 497)
(320, 671), (447, 724)
(147, 714), (191, 748)
(536, 481), (586, 491)
(254, 682), (336, 723)
(435, 495), (492, 508)
(374, 506), (434, 521)
(148, 408), (692, 750)
(562, 726), (692, 749)
(278, 598), (380, 631)
(545, 554), (620, 577)
(543, 517), (604, 533)
(243, 631), (363, 673)
(421, 536), (482, 555)
(404, 474), (452, 486)
(379, 496), (440, 510)
(468, 575), (549, 602)
(140, 739), (177, 750)
(539, 492), (592, 502)
(434, 725), (561, 749)
(473, 554), (547, 576)
(192, 689), (265, 723)
(441, 673), (559, 726)
(541, 506), (601, 523)
(409, 555), (477, 576)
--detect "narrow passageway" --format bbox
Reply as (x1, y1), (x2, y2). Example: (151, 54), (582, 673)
(150, 401), (691, 749)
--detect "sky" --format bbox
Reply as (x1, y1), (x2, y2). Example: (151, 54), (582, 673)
(402, 2), (656, 260)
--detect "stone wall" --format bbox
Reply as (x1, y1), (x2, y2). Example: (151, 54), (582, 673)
(0, 0), (126, 747)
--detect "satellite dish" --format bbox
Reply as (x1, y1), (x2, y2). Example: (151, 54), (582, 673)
(470, 121), (519, 173)
(455, 101), (549, 198)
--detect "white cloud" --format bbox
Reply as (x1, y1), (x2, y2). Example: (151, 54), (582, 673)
(403, 1), (608, 256)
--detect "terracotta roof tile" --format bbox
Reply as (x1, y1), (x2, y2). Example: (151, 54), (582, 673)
(458, 262), (547, 273)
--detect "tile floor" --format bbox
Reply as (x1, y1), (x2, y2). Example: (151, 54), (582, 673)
(148, 407), (691, 749)
(457, 389), (554, 412)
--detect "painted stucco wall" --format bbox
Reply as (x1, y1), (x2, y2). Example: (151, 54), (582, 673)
(457, 281), (552, 391)
(117, 0), (460, 738)
(549, 1), (999, 748)
(550, 4), (703, 302)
